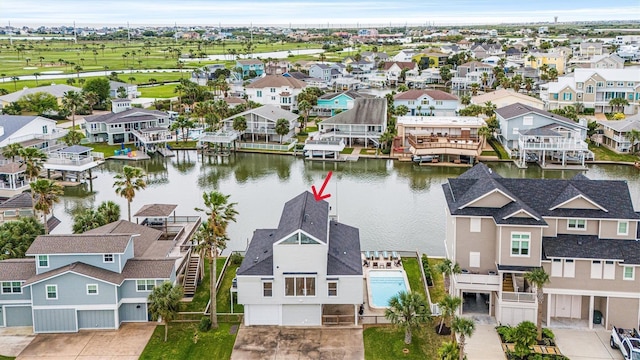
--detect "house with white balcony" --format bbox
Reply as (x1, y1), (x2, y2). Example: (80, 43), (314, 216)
(236, 191), (363, 326)
(0, 115), (66, 150)
(221, 105), (298, 144)
(43, 145), (105, 183)
(244, 75), (307, 111)
(393, 90), (459, 116)
(594, 114), (640, 153)
(317, 98), (387, 148)
(443, 163), (640, 329)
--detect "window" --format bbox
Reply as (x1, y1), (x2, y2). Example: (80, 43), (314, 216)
(512, 127), (519, 135)
(136, 280), (155, 291)
(591, 260), (602, 279)
(603, 261), (615, 280)
(42, 125), (48, 134)
(563, 259), (575, 278)
(87, 284), (98, 295)
(617, 221), (628, 235)
(421, 100), (429, 105)
(262, 282), (272, 297)
(469, 252), (480, 268)
(470, 218), (481, 232)
(270, 88), (276, 93)
(284, 276), (316, 296)
(271, 96), (276, 101)
(627, 82), (634, 87)
(523, 116), (533, 126)
(511, 233), (530, 256)
(408, 100), (415, 105)
(46, 284), (57, 300)
(617, 81), (624, 87)
(256, 90), (262, 97)
(436, 101), (443, 106)
(563, 93), (573, 101)
(597, 81), (604, 88)
(38, 255), (49, 268)
(567, 219), (586, 230)
(586, 85), (594, 94)
(1, 281), (22, 294)
(551, 259), (562, 277)
(576, 82), (583, 89)
(103, 254), (114, 263)
(607, 81), (614, 87)
(328, 282), (338, 296)
(623, 266), (635, 280)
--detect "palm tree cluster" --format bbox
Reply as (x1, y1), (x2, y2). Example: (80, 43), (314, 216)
(72, 201), (121, 233)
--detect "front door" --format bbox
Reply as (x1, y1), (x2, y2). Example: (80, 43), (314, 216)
(554, 294), (581, 318)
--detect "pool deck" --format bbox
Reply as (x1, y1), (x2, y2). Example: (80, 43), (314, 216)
(359, 252), (408, 322)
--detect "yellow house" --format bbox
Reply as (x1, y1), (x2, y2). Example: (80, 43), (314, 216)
(412, 52), (448, 68)
(530, 52), (566, 75)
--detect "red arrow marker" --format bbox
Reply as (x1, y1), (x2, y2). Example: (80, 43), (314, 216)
(312, 171), (332, 201)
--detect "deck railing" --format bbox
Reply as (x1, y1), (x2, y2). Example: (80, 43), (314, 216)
(501, 291), (536, 303)
(456, 273), (501, 286)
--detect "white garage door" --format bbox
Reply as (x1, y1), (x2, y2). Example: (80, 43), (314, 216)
(499, 306), (536, 326)
(246, 305), (280, 326)
(281, 305), (321, 326)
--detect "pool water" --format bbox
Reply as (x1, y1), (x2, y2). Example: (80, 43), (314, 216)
(368, 270), (409, 308)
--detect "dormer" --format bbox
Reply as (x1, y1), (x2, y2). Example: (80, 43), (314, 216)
(549, 184), (608, 212)
(459, 188), (515, 209)
(111, 98), (132, 113)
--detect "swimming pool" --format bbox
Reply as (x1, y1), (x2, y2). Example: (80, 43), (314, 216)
(367, 270), (410, 308)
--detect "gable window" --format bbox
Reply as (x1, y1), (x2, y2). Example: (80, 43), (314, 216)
(136, 279), (155, 291)
(567, 219), (586, 230)
(328, 281), (338, 297)
(623, 266), (635, 280)
(262, 282), (273, 297)
(103, 254), (114, 263)
(470, 218), (481, 233)
(1, 281), (22, 294)
(284, 276), (316, 297)
(86, 284), (98, 295)
(597, 81), (604, 88)
(523, 116), (533, 126)
(576, 82), (583, 89)
(551, 259), (563, 277)
(46, 284), (58, 300)
(510, 233), (530, 257)
(590, 260), (602, 279)
(563, 259), (575, 278)
(617, 221), (628, 235)
(563, 93), (572, 101)
(421, 100), (429, 105)
(38, 255), (49, 268)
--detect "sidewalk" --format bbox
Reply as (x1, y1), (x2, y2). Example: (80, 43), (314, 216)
(464, 324), (505, 360)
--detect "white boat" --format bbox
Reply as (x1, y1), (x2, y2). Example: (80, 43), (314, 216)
(412, 155), (436, 163)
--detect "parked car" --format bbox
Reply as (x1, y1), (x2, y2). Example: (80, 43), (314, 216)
(610, 326), (640, 360)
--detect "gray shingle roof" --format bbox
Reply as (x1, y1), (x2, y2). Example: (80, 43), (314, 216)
(275, 191), (328, 243)
(0, 192), (33, 209)
(597, 117), (640, 132)
(223, 105), (298, 123)
(543, 235), (640, 264)
(496, 103), (578, 127)
(319, 91), (373, 101)
(0, 115), (54, 144)
(26, 234), (132, 255)
(59, 145), (93, 154)
(23, 262), (124, 286)
(134, 204), (177, 218)
(320, 98), (386, 126)
(0, 84), (82, 103)
(85, 109), (167, 124)
(327, 221), (362, 276)
(236, 229), (278, 276)
(121, 259), (175, 279)
(0, 259), (35, 281)
(85, 220), (163, 258)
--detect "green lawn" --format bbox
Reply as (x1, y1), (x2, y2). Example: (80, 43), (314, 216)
(364, 325), (449, 360)
(341, 147), (354, 154)
(0, 356), (16, 360)
(403, 258), (427, 299)
(139, 83), (179, 98)
(181, 257), (226, 312)
(589, 143), (639, 162)
(481, 150), (498, 157)
(216, 260), (244, 314)
(86, 143), (124, 157)
(428, 258), (446, 305)
(139, 322), (238, 360)
(488, 137), (510, 159)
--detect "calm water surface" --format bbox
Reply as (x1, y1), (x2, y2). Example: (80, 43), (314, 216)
(54, 152), (640, 256)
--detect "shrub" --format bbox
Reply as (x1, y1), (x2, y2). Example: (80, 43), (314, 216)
(381, 147), (391, 154)
(583, 108), (595, 115)
(198, 317), (211, 331)
(496, 325), (516, 343)
(542, 327), (554, 340)
(229, 252), (243, 265)
(421, 254), (434, 286)
(298, 131), (308, 136)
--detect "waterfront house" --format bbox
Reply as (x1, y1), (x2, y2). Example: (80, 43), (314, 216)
(244, 75), (307, 111)
(0, 84), (82, 111)
(236, 191), (363, 326)
(309, 64), (332, 83)
(0, 192), (61, 231)
(236, 59), (265, 78)
(442, 163), (640, 330)
(471, 89), (544, 110)
(43, 145), (104, 183)
(594, 114), (640, 153)
(451, 61), (495, 90)
(0, 115), (65, 150)
(0, 221), (177, 332)
(221, 105), (299, 144)
(393, 89), (459, 116)
(315, 91), (374, 117)
(317, 98), (387, 148)
(381, 61), (419, 85)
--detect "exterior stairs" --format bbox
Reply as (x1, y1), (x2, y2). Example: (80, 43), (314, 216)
(183, 255), (200, 297)
(502, 274), (514, 292)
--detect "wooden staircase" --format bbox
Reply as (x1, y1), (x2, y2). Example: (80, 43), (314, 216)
(502, 274), (514, 292)
(183, 254), (200, 297)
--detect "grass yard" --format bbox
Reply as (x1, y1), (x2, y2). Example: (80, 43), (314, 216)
(363, 325), (449, 360)
(139, 83), (179, 98)
(139, 322), (238, 360)
(86, 143), (124, 157)
(402, 257), (427, 299)
(481, 150), (498, 157)
(216, 259), (244, 314)
(340, 147), (354, 154)
(181, 257), (226, 312)
(427, 258), (446, 305)
(589, 143), (639, 162)
(488, 137), (510, 159)
(0, 356), (16, 360)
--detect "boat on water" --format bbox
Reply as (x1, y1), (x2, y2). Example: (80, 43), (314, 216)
(412, 155), (436, 163)
(304, 150), (336, 159)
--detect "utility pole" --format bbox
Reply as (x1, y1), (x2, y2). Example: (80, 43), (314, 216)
(73, 21), (77, 44)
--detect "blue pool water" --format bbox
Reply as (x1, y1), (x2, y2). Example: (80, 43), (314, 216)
(369, 270), (409, 308)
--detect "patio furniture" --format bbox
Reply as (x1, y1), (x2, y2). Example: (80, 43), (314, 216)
(373, 262), (379, 269)
(383, 251), (389, 259)
(392, 251), (399, 259)
(386, 261), (392, 269)
(374, 251), (380, 259)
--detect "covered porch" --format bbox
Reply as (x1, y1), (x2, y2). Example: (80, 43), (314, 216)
(303, 140), (345, 160)
(44, 145), (104, 187)
(0, 163), (30, 198)
(197, 131), (238, 155)
(322, 304), (358, 326)
(515, 126), (593, 169)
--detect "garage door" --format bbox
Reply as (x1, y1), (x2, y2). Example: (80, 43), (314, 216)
(281, 305), (321, 326)
(119, 303), (148, 322)
(5, 306), (33, 327)
(77, 310), (116, 330)
(34, 309), (77, 333)
(499, 306), (535, 326)
(246, 305), (280, 326)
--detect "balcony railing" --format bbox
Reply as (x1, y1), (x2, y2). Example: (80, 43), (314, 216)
(456, 273), (501, 286)
(501, 291), (536, 303)
(518, 139), (589, 151)
(408, 136), (480, 150)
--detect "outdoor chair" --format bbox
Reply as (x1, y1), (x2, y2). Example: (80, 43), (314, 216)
(386, 261), (392, 269)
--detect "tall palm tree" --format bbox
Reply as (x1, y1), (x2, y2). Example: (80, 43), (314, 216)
(97, 200), (121, 223)
(451, 316), (475, 360)
(297, 100), (312, 132)
(524, 267), (550, 341)
(194, 191), (238, 328)
(438, 295), (462, 335)
(30, 179), (63, 234)
(609, 98), (629, 114)
(484, 101), (497, 117)
(460, 94), (471, 107)
(62, 90), (85, 130)
(233, 116), (247, 142)
(437, 259), (461, 294)
(478, 126), (493, 146)
(19, 147), (47, 181)
(384, 291), (431, 345)
(147, 282), (183, 342)
(72, 208), (106, 234)
(275, 118), (290, 143)
(470, 83), (480, 96)
(2, 143), (23, 162)
(625, 129), (640, 154)
(113, 166), (147, 222)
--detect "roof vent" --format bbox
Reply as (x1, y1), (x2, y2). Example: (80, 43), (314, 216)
(577, 241), (583, 245)
(254, 257), (259, 263)
(303, 214), (309, 222)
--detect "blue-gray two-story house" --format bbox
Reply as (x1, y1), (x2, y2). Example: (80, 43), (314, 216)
(0, 221), (176, 333)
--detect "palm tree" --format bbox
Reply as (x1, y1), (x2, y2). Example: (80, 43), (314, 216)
(384, 291), (431, 345)
(524, 78), (534, 94)
(395, 105), (409, 116)
(61, 131), (83, 146)
(19, 147), (47, 181)
(625, 129), (640, 154)
(527, 55), (536, 68)
(470, 83), (480, 96)
(11, 76), (19, 91)
(436, 259), (461, 294)
(113, 166), (147, 222)
(194, 191), (238, 328)
(62, 90), (84, 130)
(438, 295), (462, 335)
(30, 179), (63, 234)
(609, 98), (629, 113)
(438, 341), (459, 360)
(484, 101), (497, 117)
(147, 282), (183, 342)
(297, 99), (312, 132)
(72, 208), (106, 233)
(478, 126), (492, 145)
(451, 316), (475, 360)
(97, 200), (121, 223)
(275, 118), (290, 143)
(232, 116), (247, 142)
(33, 72), (40, 86)
(524, 268), (549, 341)
(170, 115), (195, 143)
(460, 94), (471, 107)
(2, 143), (23, 162)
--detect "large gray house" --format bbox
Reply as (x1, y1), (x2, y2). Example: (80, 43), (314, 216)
(0, 221), (176, 333)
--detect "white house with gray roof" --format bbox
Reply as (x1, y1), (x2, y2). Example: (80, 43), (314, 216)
(0, 115), (64, 150)
(221, 105), (298, 143)
(0, 220), (176, 333)
(236, 191), (363, 326)
(0, 84), (82, 110)
(317, 98), (387, 147)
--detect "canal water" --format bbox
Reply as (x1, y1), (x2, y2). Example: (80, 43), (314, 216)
(55, 151), (640, 256)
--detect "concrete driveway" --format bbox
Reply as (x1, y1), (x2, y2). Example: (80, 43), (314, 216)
(554, 328), (624, 360)
(17, 323), (156, 360)
(0, 327), (36, 357)
(231, 325), (364, 360)
(465, 324), (506, 360)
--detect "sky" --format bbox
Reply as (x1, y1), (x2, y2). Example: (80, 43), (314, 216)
(2, 0), (639, 27)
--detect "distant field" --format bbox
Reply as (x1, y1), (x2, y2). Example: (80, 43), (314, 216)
(139, 84), (179, 98)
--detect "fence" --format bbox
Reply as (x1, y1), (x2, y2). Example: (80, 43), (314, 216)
(239, 140), (297, 152)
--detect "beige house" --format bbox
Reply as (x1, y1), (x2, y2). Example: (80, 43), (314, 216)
(594, 114), (640, 153)
(443, 164), (640, 329)
(471, 90), (544, 110)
